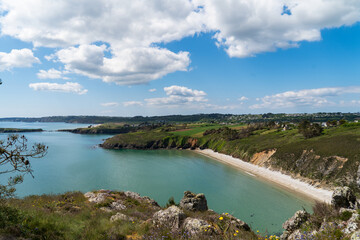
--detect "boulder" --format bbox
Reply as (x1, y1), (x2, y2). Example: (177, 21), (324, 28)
(84, 191), (109, 204)
(282, 210), (310, 233)
(344, 213), (360, 234)
(124, 191), (160, 207)
(222, 213), (250, 231)
(152, 205), (186, 230)
(111, 200), (126, 210)
(124, 191), (141, 199)
(287, 229), (301, 240)
(280, 230), (290, 240)
(345, 221), (358, 235)
(183, 218), (210, 236)
(331, 187), (356, 209)
(179, 191), (208, 212)
(110, 213), (134, 222)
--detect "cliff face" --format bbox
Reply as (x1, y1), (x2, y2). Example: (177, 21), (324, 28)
(101, 135), (199, 150)
(270, 150), (356, 188)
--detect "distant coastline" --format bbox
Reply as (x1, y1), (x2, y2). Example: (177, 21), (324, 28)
(193, 148), (333, 203)
(0, 128), (43, 133)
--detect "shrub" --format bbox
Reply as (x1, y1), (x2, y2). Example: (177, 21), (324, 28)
(165, 196), (177, 208)
(339, 211), (352, 221)
(298, 120), (323, 138)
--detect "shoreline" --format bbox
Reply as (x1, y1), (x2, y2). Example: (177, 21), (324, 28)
(193, 149), (333, 204)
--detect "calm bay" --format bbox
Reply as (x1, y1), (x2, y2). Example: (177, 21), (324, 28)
(0, 122), (313, 234)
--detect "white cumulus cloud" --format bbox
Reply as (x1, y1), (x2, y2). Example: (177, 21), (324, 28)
(0, 49), (40, 71)
(1, 0), (359, 83)
(149, 88), (157, 92)
(238, 96), (248, 101)
(101, 102), (119, 107)
(199, 0), (360, 57)
(250, 87), (360, 109)
(29, 82), (88, 95)
(123, 101), (143, 107)
(0, 0), (199, 84)
(49, 45), (190, 85)
(145, 85), (207, 106)
(37, 68), (68, 79)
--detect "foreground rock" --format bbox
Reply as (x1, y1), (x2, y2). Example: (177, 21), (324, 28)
(223, 213), (251, 231)
(183, 217), (211, 236)
(281, 210), (310, 240)
(110, 213), (134, 222)
(81, 190), (256, 239)
(332, 187), (357, 209)
(152, 205), (186, 229)
(179, 190), (208, 212)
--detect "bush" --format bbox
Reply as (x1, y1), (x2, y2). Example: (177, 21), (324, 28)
(339, 211), (352, 221)
(165, 196), (177, 208)
(0, 205), (21, 228)
(311, 202), (338, 227)
(298, 120), (323, 138)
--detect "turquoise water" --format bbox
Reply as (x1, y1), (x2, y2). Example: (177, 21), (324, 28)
(0, 122), (313, 235)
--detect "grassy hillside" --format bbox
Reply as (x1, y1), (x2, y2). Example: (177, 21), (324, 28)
(101, 123), (360, 190)
(0, 191), (259, 240)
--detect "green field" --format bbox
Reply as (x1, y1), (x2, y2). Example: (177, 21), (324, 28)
(170, 123), (245, 137)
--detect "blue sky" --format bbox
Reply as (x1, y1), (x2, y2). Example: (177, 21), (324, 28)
(0, 0), (359, 117)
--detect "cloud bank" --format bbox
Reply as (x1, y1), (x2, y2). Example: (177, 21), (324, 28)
(251, 87), (360, 109)
(1, 0), (359, 84)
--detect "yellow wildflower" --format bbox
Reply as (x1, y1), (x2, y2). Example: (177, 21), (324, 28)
(219, 216), (223, 220)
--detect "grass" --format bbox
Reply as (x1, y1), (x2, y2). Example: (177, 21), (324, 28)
(170, 123), (245, 137)
(0, 191), (260, 240)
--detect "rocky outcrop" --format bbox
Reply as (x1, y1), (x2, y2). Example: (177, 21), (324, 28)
(332, 187), (357, 209)
(123, 191), (160, 207)
(84, 191), (110, 204)
(344, 211), (360, 234)
(222, 213), (251, 231)
(281, 210), (310, 240)
(110, 213), (134, 222)
(183, 218), (210, 236)
(250, 149), (276, 166)
(179, 191), (208, 212)
(282, 210), (310, 232)
(152, 206), (186, 230)
(110, 200), (127, 210)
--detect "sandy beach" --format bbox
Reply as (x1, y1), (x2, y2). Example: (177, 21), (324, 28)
(194, 149), (333, 203)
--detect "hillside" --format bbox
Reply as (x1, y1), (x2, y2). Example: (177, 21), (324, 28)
(100, 122), (360, 191)
(0, 190), (258, 240)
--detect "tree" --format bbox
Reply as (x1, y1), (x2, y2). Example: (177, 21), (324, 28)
(298, 120), (323, 139)
(339, 119), (347, 125)
(0, 134), (47, 200)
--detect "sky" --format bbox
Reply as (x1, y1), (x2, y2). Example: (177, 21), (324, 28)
(0, 0), (359, 117)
